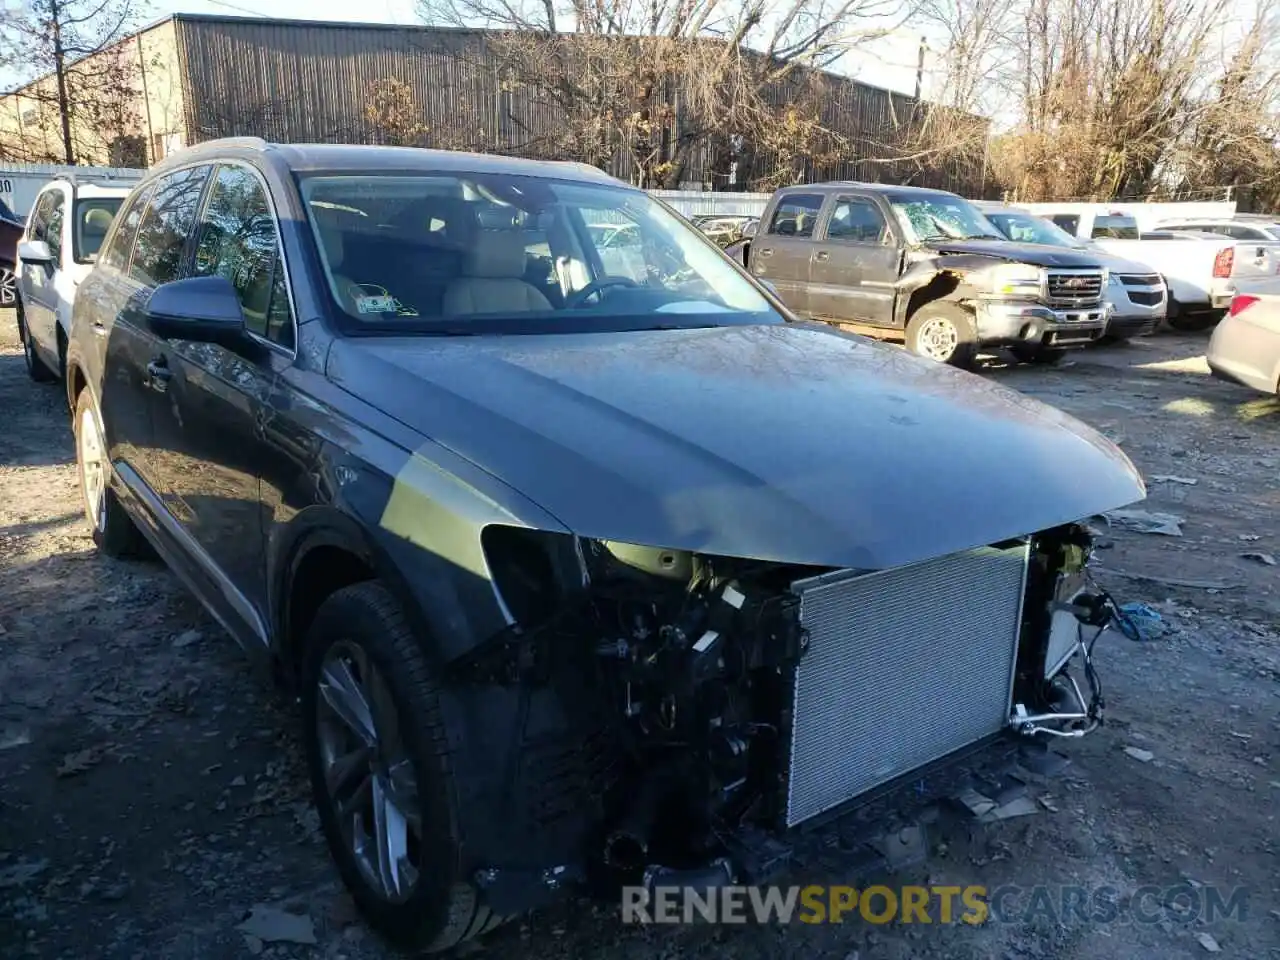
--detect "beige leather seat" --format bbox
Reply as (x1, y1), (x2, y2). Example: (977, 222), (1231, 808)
(314, 218), (361, 314)
(442, 231), (550, 316)
(82, 208), (115, 257)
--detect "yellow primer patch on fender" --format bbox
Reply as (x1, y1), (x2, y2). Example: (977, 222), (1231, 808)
(378, 450), (516, 579)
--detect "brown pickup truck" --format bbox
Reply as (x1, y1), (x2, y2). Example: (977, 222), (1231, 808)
(724, 182), (1111, 367)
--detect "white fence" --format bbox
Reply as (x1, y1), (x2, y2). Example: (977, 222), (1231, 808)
(650, 190), (772, 218)
(0, 162), (144, 219)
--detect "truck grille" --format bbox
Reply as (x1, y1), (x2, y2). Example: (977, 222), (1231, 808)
(785, 543), (1030, 828)
(1120, 273), (1162, 287)
(1045, 270), (1104, 306)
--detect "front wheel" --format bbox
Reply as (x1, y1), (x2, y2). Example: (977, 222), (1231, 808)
(0, 265), (16, 308)
(73, 388), (147, 556)
(17, 303), (56, 383)
(301, 582), (502, 952)
(905, 302), (978, 367)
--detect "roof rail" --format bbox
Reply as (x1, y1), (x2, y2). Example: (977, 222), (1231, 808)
(57, 169), (146, 187)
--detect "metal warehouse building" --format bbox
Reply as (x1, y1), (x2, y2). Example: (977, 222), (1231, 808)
(0, 14), (987, 192)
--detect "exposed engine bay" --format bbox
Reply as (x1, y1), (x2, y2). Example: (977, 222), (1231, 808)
(463, 522), (1120, 907)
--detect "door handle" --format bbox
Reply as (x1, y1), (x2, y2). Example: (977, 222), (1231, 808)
(814, 251), (830, 262)
(757, 248), (774, 258)
(145, 358), (172, 392)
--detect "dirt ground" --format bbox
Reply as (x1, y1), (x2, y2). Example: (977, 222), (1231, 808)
(1, 312), (1277, 960)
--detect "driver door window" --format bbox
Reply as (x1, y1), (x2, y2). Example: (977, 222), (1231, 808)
(192, 164), (294, 350)
(826, 198), (888, 244)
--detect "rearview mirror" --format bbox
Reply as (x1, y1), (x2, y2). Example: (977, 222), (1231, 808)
(18, 240), (53, 265)
(145, 276), (245, 344)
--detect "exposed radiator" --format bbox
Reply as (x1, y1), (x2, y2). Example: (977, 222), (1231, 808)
(785, 543), (1030, 828)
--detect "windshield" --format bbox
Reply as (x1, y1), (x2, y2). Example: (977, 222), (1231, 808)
(298, 173), (780, 334)
(888, 193), (1005, 244)
(985, 212), (1084, 248)
(1090, 216), (1140, 240)
(74, 198), (123, 263)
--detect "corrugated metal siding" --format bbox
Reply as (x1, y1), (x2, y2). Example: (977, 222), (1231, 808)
(172, 17), (987, 194)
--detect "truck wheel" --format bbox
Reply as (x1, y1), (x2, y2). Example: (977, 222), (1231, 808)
(0, 265), (15, 308)
(1165, 310), (1217, 332)
(1010, 344), (1067, 365)
(301, 582), (502, 952)
(905, 302), (977, 367)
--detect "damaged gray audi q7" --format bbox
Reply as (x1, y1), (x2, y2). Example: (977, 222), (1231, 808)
(65, 139), (1146, 951)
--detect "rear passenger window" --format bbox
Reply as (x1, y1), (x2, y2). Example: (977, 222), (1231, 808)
(1050, 215), (1080, 235)
(130, 167), (209, 287)
(192, 165), (294, 349)
(100, 185), (153, 272)
(767, 194), (824, 238)
(827, 198), (887, 243)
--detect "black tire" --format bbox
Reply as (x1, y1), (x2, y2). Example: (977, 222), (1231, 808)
(905, 302), (978, 368)
(300, 582), (501, 952)
(73, 388), (148, 557)
(1009, 344), (1067, 365)
(17, 303), (56, 383)
(1165, 310), (1218, 332)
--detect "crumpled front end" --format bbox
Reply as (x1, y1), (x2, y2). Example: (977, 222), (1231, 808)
(458, 521), (1117, 914)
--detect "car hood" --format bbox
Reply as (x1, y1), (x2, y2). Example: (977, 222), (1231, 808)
(329, 322), (1145, 571)
(1094, 251), (1161, 275)
(923, 238), (1106, 268)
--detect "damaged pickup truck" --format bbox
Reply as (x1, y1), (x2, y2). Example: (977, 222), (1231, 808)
(66, 141), (1147, 953)
(724, 182), (1110, 366)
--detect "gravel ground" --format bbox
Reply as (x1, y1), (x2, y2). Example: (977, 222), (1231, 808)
(1, 313), (1277, 959)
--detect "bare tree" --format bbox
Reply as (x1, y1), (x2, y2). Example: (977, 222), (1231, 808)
(0, 0), (142, 163)
(418, 0), (911, 189)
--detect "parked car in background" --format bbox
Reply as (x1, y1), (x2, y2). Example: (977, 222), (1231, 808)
(14, 175), (135, 382)
(692, 214), (757, 247)
(1028, 207), (1266, 329)
(1206, 290), (1280, 395)
(975, 203), (1166, 340)
(67, 138), (1145, 952)
(729, 182), (1108, 366)
(1155, 214), (1280, 241)
(0, 200), (22, 307)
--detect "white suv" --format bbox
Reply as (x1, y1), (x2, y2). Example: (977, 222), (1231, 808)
(15, 174), (140, 382)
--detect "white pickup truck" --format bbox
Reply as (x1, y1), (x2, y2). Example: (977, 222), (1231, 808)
(1015, 207), (1279, 329)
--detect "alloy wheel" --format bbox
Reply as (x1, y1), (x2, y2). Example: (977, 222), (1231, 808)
(78, 405), (108, 534)
(315, 640), (423, 904)
(915, 316), (959, 362)
(0, 268), (15, 308)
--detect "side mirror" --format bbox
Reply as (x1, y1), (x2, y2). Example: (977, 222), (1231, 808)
(144, 276), (245, 344)
(18, 240), (53, 265)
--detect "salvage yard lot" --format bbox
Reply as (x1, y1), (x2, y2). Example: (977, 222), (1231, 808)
(0, 312), (1277, 960)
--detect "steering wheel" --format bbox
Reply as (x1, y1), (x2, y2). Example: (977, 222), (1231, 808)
(566, 276), (640, 308)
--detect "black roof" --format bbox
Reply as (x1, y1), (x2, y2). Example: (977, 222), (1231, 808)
(153, 138), (627, 186)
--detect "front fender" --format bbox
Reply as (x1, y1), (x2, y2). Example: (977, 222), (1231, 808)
(894, 253), (997, 325)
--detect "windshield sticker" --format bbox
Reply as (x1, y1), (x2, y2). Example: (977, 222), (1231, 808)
(356, 295), (398, 314)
